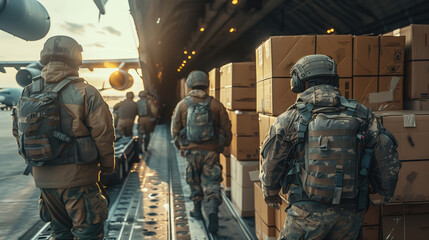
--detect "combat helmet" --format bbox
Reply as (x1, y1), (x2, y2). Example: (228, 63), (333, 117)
(186, 70), (209, 89)
(139, 90), (148, 98)
(40, 35), (83, 67)
(290, 54), (338, 93)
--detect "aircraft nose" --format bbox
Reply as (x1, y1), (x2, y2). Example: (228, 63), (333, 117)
(0, 96), (5, 102)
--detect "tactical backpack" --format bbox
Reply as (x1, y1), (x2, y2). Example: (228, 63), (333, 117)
(17, 76), (78, 172)
(137, 98), (149, 116)
(290, 96), (373, 209)
(185, 96), (215, 143)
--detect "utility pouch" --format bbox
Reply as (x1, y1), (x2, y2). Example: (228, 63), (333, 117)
(178, 128), (190, 146)
(75, 136), (98, 164)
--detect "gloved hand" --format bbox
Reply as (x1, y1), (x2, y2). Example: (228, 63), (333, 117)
(180, 149), (186, 158)
(101, 166), (115, 175)
(264, 195), (282, 210)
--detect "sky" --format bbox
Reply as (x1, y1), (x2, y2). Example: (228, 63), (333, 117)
(0, 0), (143, 96)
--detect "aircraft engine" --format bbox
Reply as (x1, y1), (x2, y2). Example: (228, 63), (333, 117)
(16, 63), (42, 87)
(109, 70), (134, 91)
(0, 0), (50, 41)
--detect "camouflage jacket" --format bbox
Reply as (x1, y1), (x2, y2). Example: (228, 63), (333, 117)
(12, 61), (115, 188)
(259, 84), (401, 201)
(113, 98), (138, 120)
(171, 89), (232, 152)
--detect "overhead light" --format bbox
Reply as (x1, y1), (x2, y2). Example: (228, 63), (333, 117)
(331, 28), (334, 32)
(200, 27), (205, 32)
(183, 60), (187, 63)
(232, 0), (239, 5)
(327, 29), (331, 34)
(184, 50), (188, 54)
(181, 63), (185, 67)
(177, 69), (181, 72)
(156, 18), (161, 24)
(192, 51), (196, 55)
(229, 28), (236, 33)
(327, 28), (335, 34)
(188, 56), (192, 59)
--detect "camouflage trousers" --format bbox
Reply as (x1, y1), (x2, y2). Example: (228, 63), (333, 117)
(279, 202), (365, 240)
(39, 183), (108, 240)
(117, 118), (134, 137)
(185, 150), (222, 204)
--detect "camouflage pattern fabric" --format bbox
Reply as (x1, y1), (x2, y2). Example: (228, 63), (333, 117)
(185, 150), (222, 203)
(40, 183), (108, 240)
(279, 203), (365, 240)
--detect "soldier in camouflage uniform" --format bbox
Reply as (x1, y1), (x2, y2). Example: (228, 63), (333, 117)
(171, 70), (232, 234)
(12, 35), (115, 240)
(114, 91), (138, 137)
(137, 90), (158, 151)
(260, 55), (401, 240)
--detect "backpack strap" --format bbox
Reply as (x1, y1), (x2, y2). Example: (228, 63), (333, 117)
(51, 76), (78, 93)
(184, 96), (194, 107)
(339, 96), (358, 117)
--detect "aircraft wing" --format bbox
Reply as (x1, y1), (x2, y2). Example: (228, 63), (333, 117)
(0, 58), (140, 73)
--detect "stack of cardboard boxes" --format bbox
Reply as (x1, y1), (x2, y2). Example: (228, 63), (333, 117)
(208, 68), (220, 100)
(385, 24), (429, 110)
(219, 62), (260, 217)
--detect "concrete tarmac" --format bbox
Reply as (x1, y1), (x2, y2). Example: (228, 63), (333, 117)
(0, 110), (41, 240)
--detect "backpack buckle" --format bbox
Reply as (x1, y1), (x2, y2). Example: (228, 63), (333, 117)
(318, 136), (330, 156)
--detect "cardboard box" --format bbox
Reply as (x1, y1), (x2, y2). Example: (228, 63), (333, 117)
(209, 89), (220, 100)
(220, 154), (231, 176)
(254, 182), (276, 227)
(231, 179), (255, 217)
(379, 36), (405, 75)
(382, 202), (429, 216)
(230, 135), (259, 160)
(353, 76), (378, 107)
(220, 87), (256, 111)
(369, 76), (403, 111)
(378, 111), (429, 160)
(256, 44), (265, 82)
(264, 35), (316, 79)
(257, 80), (264, 113)
(362, 226), (380, 240)
(275, 228), (281, 239)
(220, 62), (256, 88)
(221, 173), (231, 191)
(274, 200), (287, 232)
(339, 78), (352, 99)
(229, 110), (259, 136)
(316, 35), (353, 77)
(353, 36), (379, 76)
(391, 160), (429, 203)
(259, 114), (271, 147)
(209, 68), (220, 90)
(390, 24), (429, 61)
(382, 214), (429, 240)
(405, 99), (429, 110)
(364, 204), (380, 226)
(230, 156), (258, 188)
(405, 61), (429, 99)
(255, 212), (277, 240)
(264, 78), (297, 116)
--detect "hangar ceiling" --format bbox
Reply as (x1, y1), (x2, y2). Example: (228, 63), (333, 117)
(128, 0), (429, 117)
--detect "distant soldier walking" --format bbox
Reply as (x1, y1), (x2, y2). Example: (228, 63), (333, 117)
(114, 91), (137, 137)
(260, 54), (401, 240)
(137, 90), (158, 151)
(171, 70), (232, 234)
(12, 35), (115, 240)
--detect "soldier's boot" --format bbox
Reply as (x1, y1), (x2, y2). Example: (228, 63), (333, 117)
(208, 199), (219, 233)
(190, 201), (203, 220)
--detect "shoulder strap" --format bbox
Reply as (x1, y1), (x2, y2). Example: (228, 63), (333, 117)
(185, 96), (194, 107)
(339, 96), (358, 117)
(202, 96), (213, 106)
(52, 76), (81, 93)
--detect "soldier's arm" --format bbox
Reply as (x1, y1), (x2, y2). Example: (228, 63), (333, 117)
(149, 99), (159, 119)
(219, 104), (232, 146)
(366, 113), (401, 201)
(113, 101), (122, 110)
(84, 85), (116, 173)
(259, 113), (294, 198)
(11, 108), (19, 146)
(171, 101), (184, 149)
